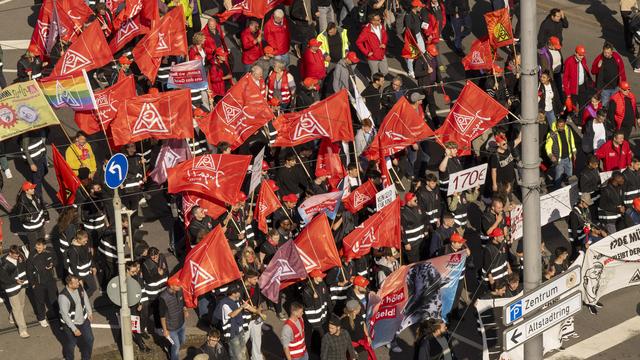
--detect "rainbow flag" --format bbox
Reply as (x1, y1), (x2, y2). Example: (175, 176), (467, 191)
(39, 70), (97, 111)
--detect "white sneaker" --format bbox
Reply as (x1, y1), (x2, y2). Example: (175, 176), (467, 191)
(139, 198), (148, 208)
(39, 320), (49, 328)
(9, 315), (14, 324)
(4, 169), (12, 179)
(634, 68), (640, 73)
(19, 331), (30, 338)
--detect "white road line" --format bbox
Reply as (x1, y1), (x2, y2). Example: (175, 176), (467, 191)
(546, 316), (640, 360)
(0, 40), (30, 50)
(91, 323), (120, 329)
(388, 67), (408, 76)
(0, 0), (15, 4)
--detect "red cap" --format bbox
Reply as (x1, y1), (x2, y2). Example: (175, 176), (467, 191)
(492, 65), (503, 74)
(404, 192), (416, 203)
(282, 194), (299, 203)
(315, 168), (330, 177)
(263, 46), (275, 55)
(309, 269), (326, 278)
(490, 227), (504, 238)
(268, 97), (281, 106)
(620, 81), (631, 91)
(548, 36), (561, 50)
(118, 55), (131, 65)
(235, 191), (247, 203)
(346, 51), (360, 63)
(303, 77), (319, 88)
(266, 179), (279, 191)
(495, 134), (507, 143)
(633, 198), (640, 212)
(308, 38), (322, 47)
(167, 277), (181, 287)
(426, 44), (439, 57)
(353, 275), (369, 288)
(215, 47), (228, 57)
(148, 87), (159, 96)
(262, 160), (270, 171)
(411, 0), (425, 7)
(193, 107), (207, 118)
(21, 181), (36, 191)
(450, 232), (466, 243)
(575, 45), (586, 56)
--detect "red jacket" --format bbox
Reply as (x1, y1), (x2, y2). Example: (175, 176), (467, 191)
(562, 55), (591, 97)
(299, 48), (326, 80)
(203, 24), (228, 64)
(241, 28), (263, 65)
(188, 45), (205, 63)
(609, 90), (637, 130)
(591, 52), (626, 83)
(264, 17), (290, 56)
(209, 60), (232, 96)
(356, 23), (388, 61)
(595, 140), (632, 171)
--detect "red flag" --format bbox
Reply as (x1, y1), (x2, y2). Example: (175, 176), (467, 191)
(272, 89), (354, 147)
(109, 14), (150, 54)
(167, 154), (252, 205)
(435, 81), (509, 155)
(132, 6), (188, 82)
(365, 97), (435, 159)
(29, 0), (54, 57)
(170, 226), (242, 308)
(342, 180), (377, 213)
(258, 240), (308, 302)
(484, 8), (514, 48)
(50, 21), (113, 77)
(401, 29), (420, 59)
(197, 74), (274, 149)
(343, 198), (401, 260)
(106, 0), (125, 13)
(55, 0), (94, 41)
(182, 192), (227, 229)
(293, 213), (341, 273)
(217, 0), (283, 22)
(255, 182), (281, 233)
(74, 75), (136, 135)
(111, 88), (193, 146)
(315, 139), (346, 190)
(51, 144), (81, 206)
(462, 38), (494, 71)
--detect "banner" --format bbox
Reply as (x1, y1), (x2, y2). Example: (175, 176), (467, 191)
(510, 184), (577, 240)
(0, 80), (60, 141)
(40, 70), (97, 111)
(447, 163), (488, 196)
(297, 191), (343, 224)
(375, 185), (397, 211)
(367, 252), (467, 348)
(248, 147), (266, 196)
(168, 60), (208, 90)
(258, 240), (307, 302)
(582, 225), (640, 305)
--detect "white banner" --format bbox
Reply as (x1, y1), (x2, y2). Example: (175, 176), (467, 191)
(131, 315), (141, 333)
(599, 171), (613, 184)
(511, 185), (578, 241)
(581, 225), (640, 305)
(447, 163), (488, 196)
(375, 185), (397, 211)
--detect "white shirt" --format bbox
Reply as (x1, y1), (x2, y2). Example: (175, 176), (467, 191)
(550, 49), (562, 73)
(578, 61), (585, 86)
(544, 83), (554, 112)
(371, 24), (382, 42)
(593, 122), (606, 150)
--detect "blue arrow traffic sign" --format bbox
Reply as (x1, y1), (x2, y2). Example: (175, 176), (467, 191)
(104, 153), (129, 189)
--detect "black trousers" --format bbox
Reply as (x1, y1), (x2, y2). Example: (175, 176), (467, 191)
(404, 241), (423, 264)
(31, 281), (58, 321)
(62, 320), (94, 360)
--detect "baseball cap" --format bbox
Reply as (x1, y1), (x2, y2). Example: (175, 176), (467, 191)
(495, 134), (507, 143)
(411, 0), (425, 7)
(303, 77), (319, 88)
(263, 46), (275, 55)
(410, 92), (425, 103)
(450, 232), (466, 243)
(235, 192), (247, 203)
(490, 228), (504, 238)
(346, 51), (360, 63)
(575, 45), (586, 56)
(309, 269), (326, 278)
(404, 192), (416, 203)
(266, 179), (279, 192)
(353, 275), (369, 288)
(308, 38), (322, 47)
(620, 81), (631, 91)
(262, 160), (270, 171)
(548, 36), (561, 50)
(118, 55), (131, 65)
(21, 181), (36, 191)
(426, 44), (439, 57)
(634, 197), (640, 212)
(282, 194), (299, 203)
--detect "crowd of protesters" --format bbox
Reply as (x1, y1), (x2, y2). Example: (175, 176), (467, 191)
(1, 0), (640, 359)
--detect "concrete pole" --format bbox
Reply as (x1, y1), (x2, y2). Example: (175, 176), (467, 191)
(114, 189), (135, 359)
(520, 0), (542, 358)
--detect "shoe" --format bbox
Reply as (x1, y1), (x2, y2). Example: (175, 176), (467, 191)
(140, 344), (152, 353)
(4, 169), (12, 179)
(19, 331), (30, 338)
(391, 345), (402, 353)
(588, 305), (598, 315)
(39, 320), (49, 328)
(9, 316), (14, 324)
(407, 71), (415, 79)
(141, 332), (150, 340)
(595, 302), (604, 308)
(634, 68), (640, 73)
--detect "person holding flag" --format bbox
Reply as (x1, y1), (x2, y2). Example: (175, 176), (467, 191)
(403, 0), (429, 78)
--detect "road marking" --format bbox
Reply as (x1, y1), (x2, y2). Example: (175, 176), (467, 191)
(0, 40), (30, 50)
(0, 0), (15, 4)
(547, 316), (640, 360)
(91, 323), (120, 329)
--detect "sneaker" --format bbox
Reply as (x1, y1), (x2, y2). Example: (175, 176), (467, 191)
(595, 302), (604, 308)
(408, 71), (415, 79)
(139, 198), (148, 208)
(588, 305), (598, 315)
(19, 331), (30, 338)
(9, 316), (14, 324)
(391, 345), (402, 353)
(39, 320), (49, 328)
(4, 169), (12, 179)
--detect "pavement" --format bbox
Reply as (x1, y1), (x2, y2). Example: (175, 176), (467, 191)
(0, 0), (639, 359)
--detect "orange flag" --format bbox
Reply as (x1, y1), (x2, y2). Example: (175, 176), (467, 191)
(50, 21), (113, 77)
(484, 8), (514, 48)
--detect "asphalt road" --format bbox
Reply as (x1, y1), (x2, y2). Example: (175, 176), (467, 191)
(0, 0), (639, 359)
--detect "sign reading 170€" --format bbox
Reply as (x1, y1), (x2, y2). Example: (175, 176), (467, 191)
(447, 163), (487, 195)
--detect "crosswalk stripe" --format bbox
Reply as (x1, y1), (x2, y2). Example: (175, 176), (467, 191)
(547, 316), (640, 359)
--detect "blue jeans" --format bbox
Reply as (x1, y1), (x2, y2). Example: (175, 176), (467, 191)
(62, 320), (94, 360)
(600, 88), (616, 107)
(451, 14), (472, 50)
(545, 110), (556, 127)
(554, 157), (573, 188)
(169, 323), (186, 360)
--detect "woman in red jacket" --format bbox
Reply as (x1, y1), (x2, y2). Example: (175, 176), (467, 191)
(299, 39), (328, 84)
(188, 32), (206, 64)
(356, 13), (389, 77)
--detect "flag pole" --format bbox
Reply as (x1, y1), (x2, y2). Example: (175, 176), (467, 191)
(340, 266), (348, 283)
(241, 277), (256, 307)
(97, 118), (114, 158)
(307, 277), (318, 297)
(292, 148), (312, 179)
(353, 141), (362, 184)
(140, 141), (147, 176)
(280, 205), (295, 224)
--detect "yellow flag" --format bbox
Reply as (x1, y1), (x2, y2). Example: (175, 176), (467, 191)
(0, 80), (60, 141)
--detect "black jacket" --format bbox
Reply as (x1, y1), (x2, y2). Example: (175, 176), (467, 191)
(537, 15), (569, 48)
(538, 81), (562, 115)
(444, 0), (470, 16)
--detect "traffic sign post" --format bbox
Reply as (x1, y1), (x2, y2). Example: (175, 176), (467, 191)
(503, 266), (581, 325)
(503, 291), (583, 351)
(105, 154), (134, 359)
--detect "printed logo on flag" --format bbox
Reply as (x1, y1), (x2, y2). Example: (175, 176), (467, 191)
(61, 50), (92, 75)
(187, 156), (225, 189)
(493, 23), (511, 43)
(263, 259), (297, 288)
(161, 148), (180, 169)
(258, 202), (268, 213)
(222, 101), (242, 125)
(470, 51), (484, 65)
(451, 103), (491, 139)
(117, 19), (139, 44)
(352, 227), (376, 254)
(353, 192), (372, 208)
(55, 81), (81, 108)
(293, 113), (329, 140)
(157, 32), (169, 51)
(630, 269), (640, 284)
(296, 245), (319, 271)
(37, 20), (49, 46)
(132, 103), (169, 135)
(189, 260), (216, 289)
